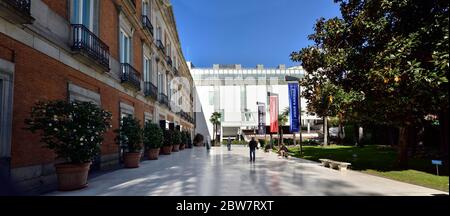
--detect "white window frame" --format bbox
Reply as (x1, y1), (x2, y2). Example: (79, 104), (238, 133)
(142, 0), (151, 17)
(143, 44), (152, 83)
(71, 0), (95, 30)
(144, 112), (153, 123)
(68, 83), (101, 105)
(120, 102), (135, 118)
(0, 59), (14, 164)
(120, 30), (131, 64)
(119, 14), (133, 64)
(158, 70), (164, 94)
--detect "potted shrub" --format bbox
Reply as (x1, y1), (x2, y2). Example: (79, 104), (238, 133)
(143, 121), (163, 160)
(172, 130), (182, 152)
(187, 132), (193, 148)
(24, 100), (112, 191)
(179, 131), (187, 150)
(115, 116), (143, 168)
(161, 129), (173, 155)
(193, 133), (204, 146)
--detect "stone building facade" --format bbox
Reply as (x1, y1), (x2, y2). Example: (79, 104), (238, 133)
(0, 0), (195, 194)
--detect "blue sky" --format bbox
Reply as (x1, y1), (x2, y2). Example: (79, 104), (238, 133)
(171, 0), (341, 68)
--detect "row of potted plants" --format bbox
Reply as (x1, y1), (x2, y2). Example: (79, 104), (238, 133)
(119, 115), (193, 168)
(24, 100), (192, 191)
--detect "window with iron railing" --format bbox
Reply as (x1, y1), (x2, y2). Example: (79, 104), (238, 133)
(4, 0), (31, 15)
(159, 93), (169, 107)
(144, 82), (158, 100)
(157, 40), (165, 54)
(166, 56), (173, 67)
(120, 63), (141, 90)
(71, 24), (110, 69)
(142, 15), (153, 36)
(119, 30), (131, 64)
(126, 0), (136, 8)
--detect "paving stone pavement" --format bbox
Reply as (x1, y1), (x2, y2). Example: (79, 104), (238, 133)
(47, 146), (448, 196)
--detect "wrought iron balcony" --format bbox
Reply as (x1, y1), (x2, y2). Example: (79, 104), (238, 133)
(144, 81), (158, 100)
(166, 56), (172, 67)
(5, 0), (30, 14)
(126, 0), (136, 8)
(179, 110), (186, 120)
(120, 63), (141, 90)
(142, 15), (153, 36)
(156, 40), (165, 54)
(71, 24), (110, 70)
(159, 93), (169, 107)
(0, 0), (34, 24)
(173, 67), (179, 76)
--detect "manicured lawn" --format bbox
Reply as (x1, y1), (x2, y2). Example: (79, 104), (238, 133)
(287, 145), (449, 192)
(364, 169), (449, 192)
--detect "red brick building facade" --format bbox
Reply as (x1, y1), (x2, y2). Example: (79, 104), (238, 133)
(0, 0), (195, 194)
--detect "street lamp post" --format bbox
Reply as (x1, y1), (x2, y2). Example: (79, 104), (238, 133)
(285, 76), (303, 155)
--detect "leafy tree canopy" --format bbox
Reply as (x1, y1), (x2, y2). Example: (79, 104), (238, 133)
(292, 0), (449, 127)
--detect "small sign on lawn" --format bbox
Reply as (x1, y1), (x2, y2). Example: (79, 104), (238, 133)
(432, 160), (442, 165)
(431, 160), (442, 176)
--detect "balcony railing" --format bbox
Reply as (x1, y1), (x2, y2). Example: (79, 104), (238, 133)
(126, 0), (136, 8)
(159, 93), (169, 107)
(173, 67), (179, 76)
(71, 24), (110, 70)
(5, 0), (31, 15)
(166, 56), (172, 67)
(120, 63), (141, 90)
(144, 82), (158, 100)
(142, 15), (153, 36)
(156, 40), (165, 54)
(0, 0), (34, 24)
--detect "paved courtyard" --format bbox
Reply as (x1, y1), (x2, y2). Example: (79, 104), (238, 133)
(48, 146), (447, 196)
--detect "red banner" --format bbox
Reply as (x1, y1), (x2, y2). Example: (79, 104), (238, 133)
(269, 95), (278, 133)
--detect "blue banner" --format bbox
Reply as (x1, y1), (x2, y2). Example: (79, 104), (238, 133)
(288, 83), (300, 132)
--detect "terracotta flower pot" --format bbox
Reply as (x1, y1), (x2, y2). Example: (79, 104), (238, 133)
(172, 144), (180, 152)
(124, 152), (141, 168)
(179, 144), (185, 150)
(146, 148), (160, 160)
(161, 146), (172, 155)
(55, 162), (91, 191)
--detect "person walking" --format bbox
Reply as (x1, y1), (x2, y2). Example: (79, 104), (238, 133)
(249, 137), (258, 162)
(227, 137), (232, 151)
(206, 135), (211, 150)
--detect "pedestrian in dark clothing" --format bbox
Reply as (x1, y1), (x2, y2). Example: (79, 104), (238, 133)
(249, 137), (258, 162)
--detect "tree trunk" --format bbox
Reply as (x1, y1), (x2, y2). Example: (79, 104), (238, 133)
(323, 116), (328, 146)
(358, 126), (364, 146)
(270, 134), (273, 149)
(214, 124), (219, 146)
(439, 109), (449, 174)
(280, 127), (283, 145)
(409, 126), (418, 156)
(397, 126), (409, 168)
(387, 126), (395, 147)
(212, 124), (216, 147)
(354, 124), (359, 146)
(337, 113), (344, 145)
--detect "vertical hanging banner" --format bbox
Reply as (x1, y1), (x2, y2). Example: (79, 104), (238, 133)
(257, 102), (266, 134)
(288, 83), (300, 132)
(269, 95), (278, 133)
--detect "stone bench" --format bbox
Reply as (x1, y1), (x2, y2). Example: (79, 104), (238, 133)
(319, 159), (351, 171)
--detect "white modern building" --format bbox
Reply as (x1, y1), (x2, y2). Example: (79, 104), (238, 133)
(189, 63), (321, 142)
